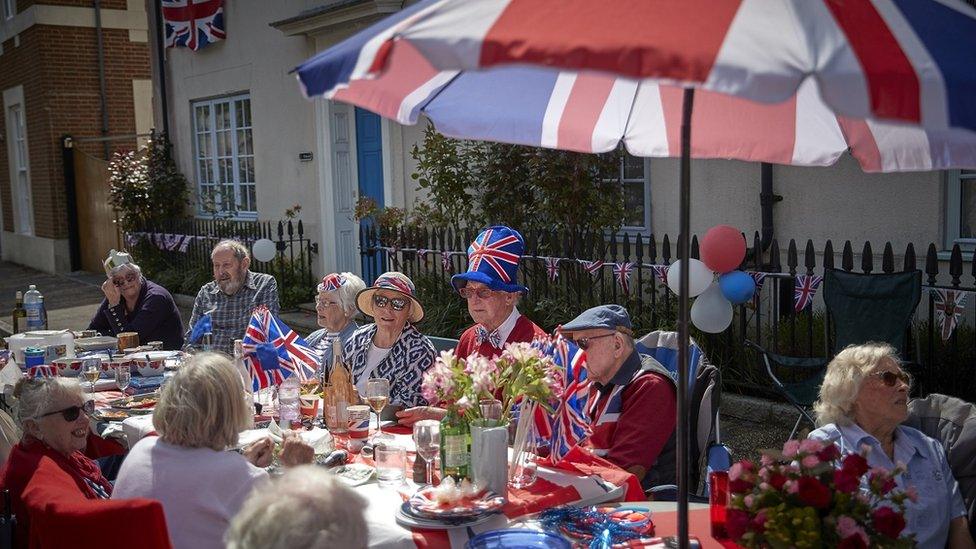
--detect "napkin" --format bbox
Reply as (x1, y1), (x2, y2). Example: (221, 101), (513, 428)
(125, 375), (164, 395)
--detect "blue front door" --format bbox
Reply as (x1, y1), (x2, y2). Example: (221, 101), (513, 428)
(355, 107), (385, 281)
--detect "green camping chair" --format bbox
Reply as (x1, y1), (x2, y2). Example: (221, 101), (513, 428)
(428, 336), (459, 353)
(746, 268), (922, 438)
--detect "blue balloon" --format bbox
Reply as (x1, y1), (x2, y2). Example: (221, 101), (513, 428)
(719, 271), (756, 304)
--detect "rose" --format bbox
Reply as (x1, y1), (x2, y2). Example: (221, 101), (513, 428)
(837, 516), (870, 549)
(872, 506), (906, 539)
(869, 468), (897, 495)
(797, 476), (832, 508)
(751, 510), (768, 534)
(801, 454), (820, 468)
(833, 469), (860, 493)
(816, 443), (841, 462)
(768, 472), (787, 491)
(799, 438), (825, 453)
(783, 439), (801, 458)
(837, 533), (868, 549)
(726, 508), (752, 540)
(841, 453), (869, 478)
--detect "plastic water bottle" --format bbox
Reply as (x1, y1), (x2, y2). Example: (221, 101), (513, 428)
(24, 285), (44, 331)
(278, 375), (300, 429)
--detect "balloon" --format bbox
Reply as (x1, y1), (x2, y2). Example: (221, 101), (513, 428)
(691, 283), (734, 333)
(719, 271), (757, 304)
(666, 259), (713, 297)
(700, 225), (746, 274)
(252, 238), (277, 262)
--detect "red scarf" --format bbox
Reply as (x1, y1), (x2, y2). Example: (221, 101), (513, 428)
(15, 438), (113, 499)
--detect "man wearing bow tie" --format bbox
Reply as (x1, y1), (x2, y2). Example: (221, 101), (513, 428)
(397, 225), (545, 426)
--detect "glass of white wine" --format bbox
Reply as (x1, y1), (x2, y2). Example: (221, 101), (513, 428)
(365, 378), (391, 440)
(413, 419), (441, 486)
(115, 363), (131, 403)
(83, 358), (101, 394)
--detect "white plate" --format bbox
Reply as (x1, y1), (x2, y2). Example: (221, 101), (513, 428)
(333, 463), (375, 486)
(394, 505), (503, 531)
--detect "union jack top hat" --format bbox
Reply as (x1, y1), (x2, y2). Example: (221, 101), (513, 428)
(452, 225), (528, 294)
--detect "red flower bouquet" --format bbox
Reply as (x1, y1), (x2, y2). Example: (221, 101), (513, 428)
(726, 438), (916, 548)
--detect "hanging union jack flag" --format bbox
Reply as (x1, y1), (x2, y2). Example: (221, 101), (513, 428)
(580, 260), (605, 278)
(650, 264), (669, 285)
(242, 306), (319, 391)
(749, 272), (768, 307)
(613, 262), (634, 295)
(543, 257), (560, 281)
(793, 274), (824, 313)
(162, 0), (225, 51)
(933, 288), (968, 341)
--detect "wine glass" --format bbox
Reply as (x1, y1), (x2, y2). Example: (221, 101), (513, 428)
(413, 420), (441, 486)
(83, 359), (101, 394)
(115, 363), (131, 403)
(365, 378), (391, 440)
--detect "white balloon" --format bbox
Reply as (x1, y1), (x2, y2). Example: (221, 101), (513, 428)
(666, 259), (713, 297)
(252, 238), (277, 262)
(691, 283), (733, 334)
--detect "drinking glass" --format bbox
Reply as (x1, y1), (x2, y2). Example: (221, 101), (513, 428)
(114, 363), (131, 403)
(374, 444), (406, 487)
(413, 419), (441, 486)
(365, 378), (391, 440)
(82, 359), (101, 394)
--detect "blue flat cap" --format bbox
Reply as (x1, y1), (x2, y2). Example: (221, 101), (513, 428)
(561, 304), (633, 332)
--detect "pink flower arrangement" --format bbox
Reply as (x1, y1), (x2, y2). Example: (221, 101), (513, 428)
(726, 438), (915, 548)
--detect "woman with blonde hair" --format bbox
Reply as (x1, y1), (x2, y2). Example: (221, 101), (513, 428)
(112, 352), (313, 549)
(809, 343), (974, 549)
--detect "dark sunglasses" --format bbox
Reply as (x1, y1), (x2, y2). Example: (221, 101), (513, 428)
(573, 332), (617, 350)
(39, 400), (95, 422)
(458, 287), (494, 300)
(872, 370), (912, 387)
(112, 273), (139, 287)
(372, 294), (408, 312)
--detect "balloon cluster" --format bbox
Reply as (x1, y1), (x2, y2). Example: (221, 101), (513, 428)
(666, 225), (755, 333)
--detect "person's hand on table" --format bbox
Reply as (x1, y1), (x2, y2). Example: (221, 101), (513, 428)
(395, 406), (446, 427)
(280, 430), (314, 467)
(243, 436), (274, 468)
(101, 279), (122, 307)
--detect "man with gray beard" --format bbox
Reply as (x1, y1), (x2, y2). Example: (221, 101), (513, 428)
(185, 239), (280, 355)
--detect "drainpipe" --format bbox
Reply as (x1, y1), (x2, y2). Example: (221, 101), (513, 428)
(152, 0), (170, 136)
(94, 0), (110, 159)
(751, 162), (782, 262)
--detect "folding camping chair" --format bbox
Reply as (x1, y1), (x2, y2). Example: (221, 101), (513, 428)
(427, 336), (459, 353)
(746, 268), (922, 438)
(636, 331), (731, 501)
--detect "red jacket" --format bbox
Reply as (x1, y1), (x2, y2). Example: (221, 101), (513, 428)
(455, 315), (547, 359)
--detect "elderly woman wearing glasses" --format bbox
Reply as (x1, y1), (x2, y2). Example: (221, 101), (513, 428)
(340, 272), (435, 410)
(810, 343), (975, 549)
(0, 377), (113, 544)
(305, 272), (367, 373)
(87, 249), (184, 350)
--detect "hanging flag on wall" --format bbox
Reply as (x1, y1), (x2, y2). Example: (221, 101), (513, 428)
(162, 0), (226, 51)
(933, 288), (967, 341)
(793, 274), (823, 312)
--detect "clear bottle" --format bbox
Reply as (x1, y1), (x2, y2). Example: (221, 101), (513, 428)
(278, 375), (301, 429)
(440, 406), (471, 482)
(201, 332), (213, 352)
(38, 296), (47, 330)
(24, 285), (43, 331)
(11, 291), (26, 334)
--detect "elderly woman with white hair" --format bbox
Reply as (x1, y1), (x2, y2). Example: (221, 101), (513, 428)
(112, 353), (314, 549)
(88, 249), (184, 350)
(809, 343), (975, 549)
(226, 465), (369, 549)
(305, 272), (367, 373)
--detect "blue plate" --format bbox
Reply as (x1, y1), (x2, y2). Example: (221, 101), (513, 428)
(465, 529), (571, 549)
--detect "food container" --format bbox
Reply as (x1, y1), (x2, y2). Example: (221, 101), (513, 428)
(73, 336), (117, 353)
(126, 351), (180, 377)
(52, 357), (84, 377)
(117, 332), (140, 353)
(347, 405), (370, 439)
(23, 348), (46, 369)
(6, 331), (75, 364)
(102, 355), (131, 373)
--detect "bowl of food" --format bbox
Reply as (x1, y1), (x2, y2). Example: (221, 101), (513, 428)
(127, 351), (180, 377)
(51, 358), (83, 377)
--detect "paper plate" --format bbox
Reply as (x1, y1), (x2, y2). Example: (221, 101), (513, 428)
(408, 486), (506, 519)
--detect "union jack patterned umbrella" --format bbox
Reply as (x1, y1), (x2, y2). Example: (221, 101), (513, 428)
(293, 1), (976, 543)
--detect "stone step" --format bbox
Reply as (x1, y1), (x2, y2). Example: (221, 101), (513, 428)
(297, 301), (316, 314)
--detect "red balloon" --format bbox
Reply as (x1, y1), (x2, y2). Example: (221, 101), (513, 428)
(700, 225), (746, 273)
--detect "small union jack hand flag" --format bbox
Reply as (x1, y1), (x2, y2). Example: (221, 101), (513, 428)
(933, 288), (968, 341)
(613, 262), (634, 295)
(793, 274), (824, 312)
(242, 306), (319, 391)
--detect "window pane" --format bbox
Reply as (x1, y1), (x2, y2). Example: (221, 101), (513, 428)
(623, 154), (644, 180)
(237, 129), (250, 156)
(238, 99), (251, 127)
(195, 105), (211, 132)
(961, 174), (976, 238)
(622, 181), (645, 227)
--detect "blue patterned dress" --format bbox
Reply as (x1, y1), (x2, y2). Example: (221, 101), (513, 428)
(341, 323), (436, 407)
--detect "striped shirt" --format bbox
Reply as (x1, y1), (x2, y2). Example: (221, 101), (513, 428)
(185, 271), (280, 355)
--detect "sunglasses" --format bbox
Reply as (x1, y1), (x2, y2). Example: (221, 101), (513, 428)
(39, 400), (95, 422)
(372, 294), (408, 312)
(572, 332), (617, 350)
(458, 287), (494, 300)
(112, 273), (139, 287)
(872, 370), (912, 387)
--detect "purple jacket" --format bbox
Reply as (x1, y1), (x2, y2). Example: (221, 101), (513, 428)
(88, 279), (184, 350)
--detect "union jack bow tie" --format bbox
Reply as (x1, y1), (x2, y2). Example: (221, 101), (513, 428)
(475, 325), (502, 349)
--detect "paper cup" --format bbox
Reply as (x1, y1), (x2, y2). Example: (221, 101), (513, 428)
(347, 405), (370, 439)
(300, 395), (321, 417)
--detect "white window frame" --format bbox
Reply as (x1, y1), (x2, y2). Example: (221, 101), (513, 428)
(191, 93), (256, 219)
(605, 152), (652, 236)
(4, 88), (34, 236)
(945, 169), (976, 252)
(2, 0), (14, 20)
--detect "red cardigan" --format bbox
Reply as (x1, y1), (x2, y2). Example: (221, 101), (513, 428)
(455, 315), (547, 359)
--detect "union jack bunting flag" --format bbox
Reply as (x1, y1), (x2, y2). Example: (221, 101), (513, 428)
(162, 0), (225, 51)
(749, 272), (768, 307)
(933, 288), (968, 341)
(441, 251), (454, 272)
(177, 235), (193, 253)
(242, 306), (319, 391)
(613, 262), (634, 295)
(650, 265), (669, 285)
(580, 260), (605, 278)
(544, 257), (560, 281)
(533, 336), (591, 464)
(28, 365), (56, 379)
(793, 274), (823, 312)
(416, 248), (429, 260)
(383, 246), (400, 269)
(468, 227), (520, 283)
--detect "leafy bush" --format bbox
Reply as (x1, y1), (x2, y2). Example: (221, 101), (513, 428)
(109, 133), (190, 232)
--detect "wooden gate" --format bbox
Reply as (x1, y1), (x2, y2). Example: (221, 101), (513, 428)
(73, 149), (120, 273)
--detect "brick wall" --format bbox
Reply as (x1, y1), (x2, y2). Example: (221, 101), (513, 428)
(17, 0), (129, 12)
(0, 24), (149, 239)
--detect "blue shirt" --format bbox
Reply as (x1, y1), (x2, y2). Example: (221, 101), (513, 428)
(810, 422), (966, 549)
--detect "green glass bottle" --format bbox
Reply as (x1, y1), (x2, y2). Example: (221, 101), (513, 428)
(440, 406), (470, 482)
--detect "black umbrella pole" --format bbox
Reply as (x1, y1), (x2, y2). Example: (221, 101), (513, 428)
(677, 86), (695, 549)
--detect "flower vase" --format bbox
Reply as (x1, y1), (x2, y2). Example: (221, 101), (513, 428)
(470, 419), (509, 497)
(509, 400), (539, 489)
